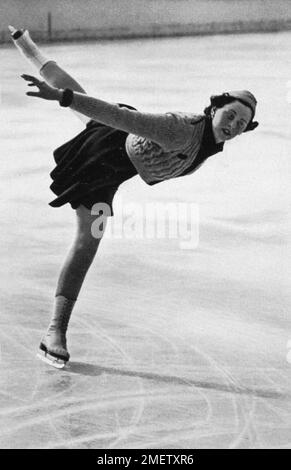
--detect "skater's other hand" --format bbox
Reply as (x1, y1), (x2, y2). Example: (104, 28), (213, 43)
(21, 74), (62, 101)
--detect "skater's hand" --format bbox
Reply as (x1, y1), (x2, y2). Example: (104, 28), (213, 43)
(21, 74), (62, 101)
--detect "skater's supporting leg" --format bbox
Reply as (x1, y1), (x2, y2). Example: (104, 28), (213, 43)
(40, 205), (107, 364)
(56, 204), (106, 300)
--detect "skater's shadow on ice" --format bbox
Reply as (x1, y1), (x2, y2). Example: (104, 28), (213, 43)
(68, 361), (285, 400)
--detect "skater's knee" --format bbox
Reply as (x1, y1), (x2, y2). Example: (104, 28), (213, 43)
(76, 206), (107, 238)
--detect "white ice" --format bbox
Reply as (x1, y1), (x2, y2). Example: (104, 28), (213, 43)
(0, 32), (290, 449)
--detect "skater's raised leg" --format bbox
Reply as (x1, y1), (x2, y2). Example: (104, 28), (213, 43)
(9, 25), (89, 122)
(9, 25), (51, 70)
(39, 205), (108, 367)
(39, 61), (89, 122)
(10, 26), (105, 366)
(40, 61), (86, 94)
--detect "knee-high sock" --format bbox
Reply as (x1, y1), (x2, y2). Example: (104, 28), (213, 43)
(43, 295), (76, 359)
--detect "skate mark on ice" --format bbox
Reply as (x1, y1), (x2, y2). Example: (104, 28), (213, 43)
(50, 421), (217, 449)
(136, 425), (241, 449)
(46, 387), (212, 449)
(173, 337), (261, 448)
(1, 392), (183, 437)
(108, 322), (185, 449)
(2, 389), (171, 437)
(31, 361), (77, 405)
(184, 343), (255, 448)
(47, 429), (136, 449)
(71, 317), (285, 398)
(228, 396), (258, 448)
(0, 388), (162, 419)
(0, 328), (33, 355)
(73, 316), (146, 449)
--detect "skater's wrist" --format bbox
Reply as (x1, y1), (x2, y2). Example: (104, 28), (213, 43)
(53, 89), (63, 102)
(59, 88), (74, 107)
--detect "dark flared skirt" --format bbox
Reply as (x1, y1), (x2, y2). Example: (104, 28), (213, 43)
(49, 104), (138, 215)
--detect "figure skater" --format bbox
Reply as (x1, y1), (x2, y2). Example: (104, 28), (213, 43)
(9, 26), (259, 368)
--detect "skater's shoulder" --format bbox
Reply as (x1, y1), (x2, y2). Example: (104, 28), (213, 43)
(165, 111), (205, 126)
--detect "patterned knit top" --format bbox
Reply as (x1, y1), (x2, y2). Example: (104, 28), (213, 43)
(125, 113), (206, 184)
(69, 93), (224, 184)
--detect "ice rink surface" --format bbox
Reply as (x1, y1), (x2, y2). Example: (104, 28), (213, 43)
(0, 32), (290, 449)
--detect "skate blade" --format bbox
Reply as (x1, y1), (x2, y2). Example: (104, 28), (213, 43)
(8, 25), (17, 34)
(36, 352), (67, 369)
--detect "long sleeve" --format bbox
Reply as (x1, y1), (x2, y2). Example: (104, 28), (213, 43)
(69, 92), (195, 150)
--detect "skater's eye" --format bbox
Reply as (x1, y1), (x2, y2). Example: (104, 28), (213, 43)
(237, 119), (248, 131)
(227, 112), (235, 121)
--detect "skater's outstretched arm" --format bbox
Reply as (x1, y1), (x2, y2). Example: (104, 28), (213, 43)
(22, 75), (195, 150)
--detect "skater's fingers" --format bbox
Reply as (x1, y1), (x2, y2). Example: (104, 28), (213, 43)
(21, 74), (36, 81)
(21, 73), (37, 80)
(26, 83), (41, 90)
(26, 91), (41, 97)
(21, 74), (41, 84)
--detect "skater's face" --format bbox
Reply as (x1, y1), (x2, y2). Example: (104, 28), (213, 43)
(211, 101), (252, 143)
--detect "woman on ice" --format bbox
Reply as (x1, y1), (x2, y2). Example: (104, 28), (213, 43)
(10, 26), (259, 368)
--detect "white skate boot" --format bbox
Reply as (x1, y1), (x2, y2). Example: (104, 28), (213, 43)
(37, 296), (75, 369)
(9, 25), (51, 69)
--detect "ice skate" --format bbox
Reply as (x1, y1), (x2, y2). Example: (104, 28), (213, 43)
(37, 295), (75, 369)
(9, 24), (50, 69)
(37, 333), (70, 369)
(36, 350), (67, 369)
(8, 25), (23, 40)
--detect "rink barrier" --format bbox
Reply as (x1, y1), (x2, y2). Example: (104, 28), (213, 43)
(1, 18), (291, 44)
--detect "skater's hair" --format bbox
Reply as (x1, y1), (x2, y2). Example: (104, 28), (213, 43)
(204, 93), (259, 132)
